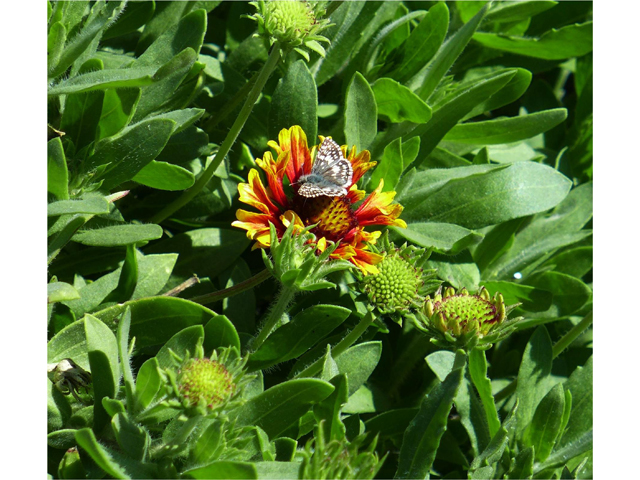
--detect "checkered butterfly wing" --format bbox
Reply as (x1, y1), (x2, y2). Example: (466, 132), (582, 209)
(297, 138), (353, 198)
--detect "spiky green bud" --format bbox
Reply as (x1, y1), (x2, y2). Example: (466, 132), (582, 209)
(248, 0), (332, 61)
(358, 231), (441, 324)
(177, 358), (235, 410)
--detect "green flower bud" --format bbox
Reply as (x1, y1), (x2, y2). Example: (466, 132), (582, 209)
(177, 358), (235, 410)
(248, 0), (332, 61)
(358, 232), (441, 324)
(414, 286), (522, 351)
(161, 342), (251, 417)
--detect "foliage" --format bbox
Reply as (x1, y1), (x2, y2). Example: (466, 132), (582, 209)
(47, 1), (593, 479)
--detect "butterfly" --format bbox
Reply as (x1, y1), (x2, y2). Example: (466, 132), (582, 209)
(296, 137), (353, 198)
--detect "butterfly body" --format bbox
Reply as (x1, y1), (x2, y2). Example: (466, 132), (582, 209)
(297, 137), (353, 198)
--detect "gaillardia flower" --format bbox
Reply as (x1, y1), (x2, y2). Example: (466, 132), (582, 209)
(232, 126), (407, 274)
(414, 286), (523, 351)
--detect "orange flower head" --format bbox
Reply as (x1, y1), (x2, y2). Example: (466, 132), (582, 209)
(232, 126), (407, 274)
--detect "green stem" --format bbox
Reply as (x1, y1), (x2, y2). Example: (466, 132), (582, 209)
(552, 311), (593, 359)
(189, 269), (272, 305)
(294, 311), (375, 379)
(202, 70), (259, 132)
(494, 311), (593, 403)
(150, 44), (282, 224)
(252, 285), (296, 351)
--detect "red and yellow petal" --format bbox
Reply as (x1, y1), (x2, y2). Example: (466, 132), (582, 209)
(237, 169), (280, 216)
(232, 209), (277, 248)
(270, 126), (313, 184)
(256, 150), (290, 207)
(347, 146), (377, 185)
(355, 179), (407, 228)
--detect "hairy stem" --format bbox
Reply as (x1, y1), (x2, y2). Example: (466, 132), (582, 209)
(252, 286), (296, 351)
(189, 269), (272, 305)
(150, 44), (282, 224)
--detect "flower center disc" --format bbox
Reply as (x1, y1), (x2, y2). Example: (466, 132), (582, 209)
(295, 196), (358, 242)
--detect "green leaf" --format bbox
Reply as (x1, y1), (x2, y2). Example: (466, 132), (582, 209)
(98, 88), (141, 139)
(74, 428), (130, 479)
(525, 272), (592, 317)
(203, 315), (242, 353)
(426, 350), (456, 382)
(84, 314), (120, 432)
(391, 222), (483, 254)
(103, 0), (156, 40)
(48, 68), (155, 96)
(557, 357), (592, 449)
(313, 374), (349, 442)
(232, 379), (335, 438)
(134, 357), (162, 411)
(484, 1), (558, 24)
(468, 349), (501, 438)
(155, 325), (204, 370)
(411, 4), (489, 100)
(372, 78), (432, 124)
(536, 430), (592, 473)
(401, 162), (572, 230)
(48, 22), (67, 73)
(367, 137), (403, 192)
(254, 461), (301, 479)
(132, 48), (198, 122)
(463, 68), (533, 121)
(132, 160), (195, 191)
(445, 108), (567, 144)
(541, 246), (593, 279)
(427, 259), (480, 290)
(344, 72), (377, 151)
(506, 447), (534, 480)
(48, 197), (110, 217)
(516, 326), (553, 439)
(72, 224), (163, 247)
(116, 307), (136, 413)
(269, 59), (317, 142)
(112, 412), (150, 462)
(385, 2), (449, 84)
(145, 228), (249, 284)
(335, 341), (382, 396)
(410, 70), (517, 162)
(86, 118), (176, 191)
(48, 281), (81, 304)
(484, 182), (592, 280)
(221, 260), (256, 334)
(314, 2), (384, 86)
(469, 402), (518, 474)
(396, 363), (464, 479)
(473, 22), (593, 60)
(248, 305), (350, 371)
(136, 8), (207, 67)
(48, 319), (89, 369)
(48, 137), (69, 200)
(103, 244), (139, 304)
(524, 383), (565, 461)
(481, 281), (552, 313)
(182, 461), (258, 479)
(48, 215), (88, 264)
(48, 1), (126, 79)
(93, 297), (219, 353)
(132, 253), (178, 299)
(455, 369), (491, 457)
